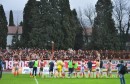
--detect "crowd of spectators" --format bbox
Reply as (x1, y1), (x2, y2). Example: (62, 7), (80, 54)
(0, 48), (130, 61)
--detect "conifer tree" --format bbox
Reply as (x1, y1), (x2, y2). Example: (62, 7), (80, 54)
(0, 5), (8, 48)
(92, 0), (120, 50)
(9, 10), (15, 26)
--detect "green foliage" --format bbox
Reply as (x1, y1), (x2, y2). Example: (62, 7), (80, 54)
(72, 9), (84, 50)
(21, 0), (83, 49)
(91, 0), (120, 50)
(0, 5), (8, 49)
(58, 0), (76, 49)
(9, 10), (15, 26)
(21, 0), (38, 47)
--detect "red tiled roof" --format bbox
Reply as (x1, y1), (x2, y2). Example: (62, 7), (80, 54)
(8, 26), (22, 35)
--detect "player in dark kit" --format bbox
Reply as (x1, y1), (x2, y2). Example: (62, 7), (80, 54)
(49, 60), (54, 77)
(87, 60), (92, 78)
(28, 59), (34, 77)
(100, 59), (103, 77)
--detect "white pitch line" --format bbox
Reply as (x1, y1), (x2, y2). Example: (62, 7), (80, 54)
(34, 77), (39, 84)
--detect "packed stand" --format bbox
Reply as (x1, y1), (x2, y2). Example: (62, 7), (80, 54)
(0, 48), (130, 60)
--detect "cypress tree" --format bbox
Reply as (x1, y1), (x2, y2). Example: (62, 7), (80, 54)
(21, 0), (37, 47)
(0, 4), (8, 49)
(59, 0), (77, 49)
(28, 0), (53, 48)
(72, 9), (84, 50)
(92, 0), (120, 50)
(48, 0), (64, 49)
(9, 10), (15, 26)
(22, 0), (83, 50)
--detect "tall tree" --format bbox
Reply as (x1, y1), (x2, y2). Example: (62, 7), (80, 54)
(92, 0), (120, 50)
(59, 0), (77, 49)
(29, 0), (56, 49)
(22, 0), (83, 50)
(47, 0), (64, 49)
(72, 9), (84, 50)
(0, 4), (8, 49)
(28, 0), (45, 48)
(21, 0), (37, 47)
(9, 10), (15, 26)
(113, 0), (130, 49)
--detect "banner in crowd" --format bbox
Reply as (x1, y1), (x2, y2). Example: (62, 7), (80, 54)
(12, 66), (50, 74)
(3, 60), (130, 74)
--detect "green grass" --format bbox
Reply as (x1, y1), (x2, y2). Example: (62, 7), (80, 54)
(1, 74), (130, 84)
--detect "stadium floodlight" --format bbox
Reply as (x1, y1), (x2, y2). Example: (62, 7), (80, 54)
(36, 0), (41, 1)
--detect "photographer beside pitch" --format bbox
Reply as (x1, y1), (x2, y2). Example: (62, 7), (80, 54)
(118, 60), (128, 84)
(0, 57), (3, 80)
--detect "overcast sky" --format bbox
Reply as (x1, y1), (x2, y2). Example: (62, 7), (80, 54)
(0, 0), (99, 25)
(0, 0), (98, 11)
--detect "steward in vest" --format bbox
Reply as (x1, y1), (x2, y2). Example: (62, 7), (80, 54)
(32, 59), (38, 77)
(68, 58), (73, 77)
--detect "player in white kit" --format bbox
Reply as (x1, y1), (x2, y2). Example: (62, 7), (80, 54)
(13, 59), (19, 76)
(107, 60), (112, 77)
(80, 59), (86, 78)
(96, 60), (100, 78)
(39, 60), (44, 77)
(62, 60), (65, 78)
(54, 59), (58, 78)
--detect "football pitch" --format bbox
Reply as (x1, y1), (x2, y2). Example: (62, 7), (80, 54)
(1, 74), (130, 84)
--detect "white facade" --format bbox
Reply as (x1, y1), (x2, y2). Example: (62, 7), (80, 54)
(7, 35), (21, 46)
(7, 35), (14, 46)
(7, 26), (22, 47)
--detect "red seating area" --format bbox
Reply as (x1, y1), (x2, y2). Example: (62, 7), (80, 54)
(0, 49), (130, 60)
